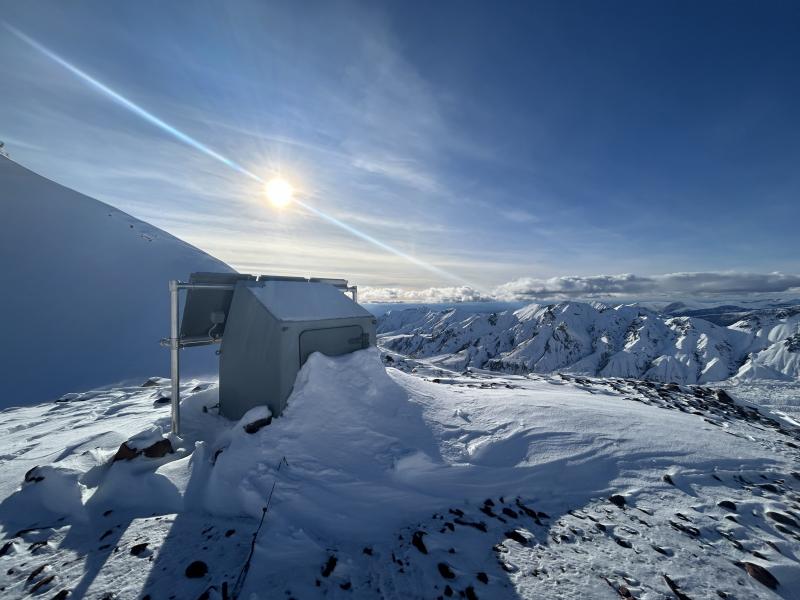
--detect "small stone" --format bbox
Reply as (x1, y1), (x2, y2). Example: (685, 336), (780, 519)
(717, 500), (737, 512)
(766, 511), (799, 528)
(142, 439), (173, 458)
(112, 443), (140, 462)
(504, 530), (528, 545)
(411, 531), (428, 554)
(609, 494), (626, 508)
(663, 574), (691, 600)
(184, 560), (208, 578)
(663, 473), (675, 486)
(243, 417), (272, 434)
(130, 543), (148, 556)
(321, 555), (337, 577)
(476, 572), (488, 584)
(437, 563), (456, 579)
(24, 467), (45, 483)
(741, 562), (779, 590)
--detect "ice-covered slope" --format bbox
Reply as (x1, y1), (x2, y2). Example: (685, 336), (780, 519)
(0, 157), (232, 406)
(0, 349), (798, 598)
(378, 302), (800, 384)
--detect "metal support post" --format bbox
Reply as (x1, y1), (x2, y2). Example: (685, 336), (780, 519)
(169, 279), (181, 436)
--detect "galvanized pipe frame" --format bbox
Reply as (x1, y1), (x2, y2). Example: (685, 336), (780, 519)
(165, 278), (359, 435)
(168, 280), (236, 436)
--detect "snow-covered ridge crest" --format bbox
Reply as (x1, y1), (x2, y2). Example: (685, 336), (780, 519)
(0, 156), (232, 406)
(378, 301), (800, 384)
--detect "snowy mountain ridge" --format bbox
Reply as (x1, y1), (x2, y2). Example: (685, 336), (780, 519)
(0, 156), (232, 406)
(378, 301), (800, 384)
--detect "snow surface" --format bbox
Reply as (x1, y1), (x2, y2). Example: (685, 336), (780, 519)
(248, 281), (371, 322)
(0, 157), (232, 406)
(378, 301), (800, 385)
(1, 349), (799, 599)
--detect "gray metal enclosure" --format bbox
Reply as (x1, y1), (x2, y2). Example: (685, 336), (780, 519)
(218, 279), (376, 420)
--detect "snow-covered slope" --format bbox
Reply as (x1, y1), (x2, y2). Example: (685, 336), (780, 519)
(0, 157), (232, 406)
(1, 349), (798, 598)
(378, 302), (800, 384)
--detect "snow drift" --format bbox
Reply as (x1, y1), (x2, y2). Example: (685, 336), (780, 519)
(1, 349), (799, 598)
(0, 157), (232, 406)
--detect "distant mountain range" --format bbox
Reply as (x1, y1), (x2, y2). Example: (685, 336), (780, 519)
(378, 301), (800, 384)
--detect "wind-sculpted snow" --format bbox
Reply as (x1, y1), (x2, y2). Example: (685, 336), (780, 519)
(378, 301), (800, 384)
(1, 349), (799, 598)
(0, 157), (232, 407)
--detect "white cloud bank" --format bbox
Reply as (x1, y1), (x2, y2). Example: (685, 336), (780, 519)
(360, 271), (800, 303)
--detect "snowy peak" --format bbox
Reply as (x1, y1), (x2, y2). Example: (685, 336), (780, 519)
(378, 301), (800, 384)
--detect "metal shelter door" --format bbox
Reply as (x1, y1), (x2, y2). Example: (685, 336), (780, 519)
(299, 325), (366, 366)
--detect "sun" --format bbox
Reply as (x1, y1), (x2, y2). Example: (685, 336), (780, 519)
(265, 177), (294, 208)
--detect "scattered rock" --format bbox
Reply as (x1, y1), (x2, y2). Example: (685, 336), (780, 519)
(27, 564), (47, 583)
(0, 541), (13, 557)
(321, 555), (337, 577)
(465, 585), (478, 600)
(185, 560), (208, 578)
(51, 590), (70, 600)
(362, 547), (373, 556)
(502, 507), (518, 519)
(411, 531), (428, 554)
(224, 529), (235, 537)
(662, 474), (675, 486)
(112, 443), (140, 462)
(152, 396), (170, 405)
(715, 390), (734, 404)
(437, 563), (456, 579)
(243, 417), (272, 434)
(663, 574), (692, 600)
(339, 581), (351, 590)
(142, 377), (161, 387)
(130, 543), (149, 556)
(766, 511), (798, 528)
(740, 562), (779, 590)
(504, 530), (528, 545)
(717, 500), (737, 512)
(669, 520), (700, 538)
(30, 575), (55, 594)
(609, 494), (626, 509)
(453, 518), (487, 532)
(142, 439), (173, 458)
(476, 572), (488, 584)
(24, 466), (45, 483)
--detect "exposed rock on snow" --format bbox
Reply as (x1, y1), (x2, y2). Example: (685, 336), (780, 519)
(378, 301), (800, 384)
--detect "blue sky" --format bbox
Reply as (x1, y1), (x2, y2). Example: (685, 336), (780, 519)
(2, 1), (799, 301)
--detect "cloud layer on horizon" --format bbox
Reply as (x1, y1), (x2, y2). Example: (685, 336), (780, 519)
(360, 271), (800, 303)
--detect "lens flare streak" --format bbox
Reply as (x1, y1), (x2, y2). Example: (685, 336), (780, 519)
(4, 23), (469, 284)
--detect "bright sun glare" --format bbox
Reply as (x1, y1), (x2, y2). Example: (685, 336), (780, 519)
(265, 177), (294, 208)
